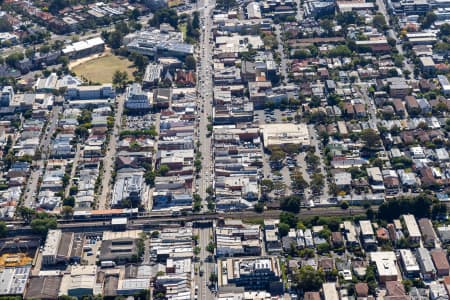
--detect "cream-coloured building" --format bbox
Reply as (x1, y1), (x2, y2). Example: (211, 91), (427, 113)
(260, 123), (310, 148)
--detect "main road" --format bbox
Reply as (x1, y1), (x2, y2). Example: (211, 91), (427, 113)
(193, 0), (216, 297)
(196, 226), (214, 300)
(196, 0), (215, 211)
(97, 94), (125, 210)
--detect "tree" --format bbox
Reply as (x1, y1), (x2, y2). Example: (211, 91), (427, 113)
(320, 19), (334, 36)
(432, 203), (447, 219)
(280, 211), (298, 228)
(49, 0), (70, 13)
(340, 200), (349, 210)
(361, 128), (381, 149)
(292, 49), (311, 59)
(112, 70), (128, 89)
(149, 8), (179, 27)
(261, 179), (274, 192)
(185, 55), (196, 70)
(378, 194), (434, 221)
(270, 150), (285, 162)
(440, 23), (450, 36)
(216, 0), (237, 11)
(75, 126), (89, 140)
(158, 165), (170, 176)
(206, 241), (215, 253)
(107, 31), (123, 49)
(0, 17), (12, 32)
(63, 196), (75, 207)
(291, 171), (308, 191)
(115, 22), (130, 35)
(209, 272), (218, 284)
(280, 195), (301, 213)
(278, 223), (290, 237)
(305, 151), (320, 170)
(133, 54), (149, 71)
(186, 17), (200, 43)
(310, 173), (324, 194)
(372, 14), (387, 31)
(0, 221), (7, 238)
(295, 266), (325, 292)
(366, 208), (375, 220)
(327, 93), (341, 106)
(30, 213), (57, 235)
(40, 44), (51, 54)
(317, 242), (330, 254)
(192, 12), (200, 29)
(254, 202), (264, 213)
(144, 170), (156, 187)
(62, 206), (74, 218)
(328, 45), (352, 58)
(194, 159), (202, 172)
(5, 52), (24, 67)
(422, 12), (437, 29)
(17, 206), (35, 224)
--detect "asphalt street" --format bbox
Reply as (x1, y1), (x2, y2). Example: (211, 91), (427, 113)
(196, 0), (215, 211)
(98, 94), (125, 210)
(196, 226), (214, 300)
(23, 106), (61, 209)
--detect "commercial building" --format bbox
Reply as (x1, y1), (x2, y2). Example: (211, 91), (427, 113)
(213, 101), (254, 125)
(59, 265), (98, 297)
(355, 37), (390, 52)
(260, 123), (310, 148)
(0, 266), (31, 296)
(66, 84), (115, 100)
(337, 1), (374, 12)
(42, 229), (62, 265)
(111, 171), (145, 208)
(216, 220), (262, 257)
(218, 256), (283, 295)
(143, 63), (163, 88)
(125, 29), (194, 58)
(62, 37), (105, 58)
(125, 83), (151, 112)
(26, 276), (63, 299)
(397, 0), (430, 14)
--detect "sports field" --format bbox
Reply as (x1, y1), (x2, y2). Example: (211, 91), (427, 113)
(71, 54), (136, 84)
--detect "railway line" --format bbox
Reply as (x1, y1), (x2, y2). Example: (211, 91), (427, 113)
(8, 207), (370, 234)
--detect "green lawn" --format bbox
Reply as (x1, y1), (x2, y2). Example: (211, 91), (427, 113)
(72, 54), (136, 84)
(179, 23), (187, 39)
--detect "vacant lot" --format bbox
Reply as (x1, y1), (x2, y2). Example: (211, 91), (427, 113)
(71, 54), (136, 84)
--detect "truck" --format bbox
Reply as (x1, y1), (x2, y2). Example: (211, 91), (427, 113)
(101, 261), (116, 268)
